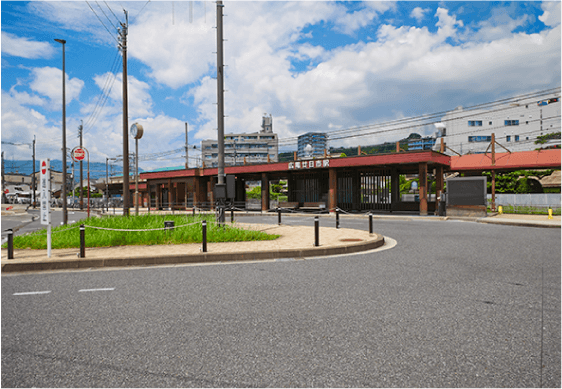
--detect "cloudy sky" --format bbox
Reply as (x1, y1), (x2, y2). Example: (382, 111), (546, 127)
(1, 1), (560, 169)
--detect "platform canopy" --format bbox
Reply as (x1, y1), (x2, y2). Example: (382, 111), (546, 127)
(450, 149), (561, 172)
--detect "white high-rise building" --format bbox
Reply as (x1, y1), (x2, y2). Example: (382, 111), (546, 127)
(201, 114), (278, 167)
(434, 94), (560, 155)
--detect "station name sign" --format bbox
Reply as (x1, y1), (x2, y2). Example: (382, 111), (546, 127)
(288, 159), (330, 170)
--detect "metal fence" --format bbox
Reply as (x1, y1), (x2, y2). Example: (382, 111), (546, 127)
(488, 193), (561, 209)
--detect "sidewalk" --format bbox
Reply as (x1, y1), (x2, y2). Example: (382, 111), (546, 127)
(477, 212), (561, 228)
(1, 223), (385, 273)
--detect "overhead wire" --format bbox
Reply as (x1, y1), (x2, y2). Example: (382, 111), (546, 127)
(95, 0), (118, 30)
(276, 87), (560, 147)
(85, 0), (120, 44)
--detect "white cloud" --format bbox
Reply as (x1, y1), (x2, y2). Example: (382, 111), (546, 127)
(539, 1), (561, 27)
(410, 7), (430, 23)
(9, 85), (47, 107)
(185, 3), (559, 149)
(1, 32), (55, 59)
(1, 90), (62, 160)
(472, 7), (531, 42)
(96, 72), (153, 118)
(29, 67), (84, 110)
(129, 19), (215, 88)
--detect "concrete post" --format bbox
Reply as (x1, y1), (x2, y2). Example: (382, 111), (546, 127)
(261, 172), (269, 211)
(328, 168), (337, 212)
(419, 162), (428, 215)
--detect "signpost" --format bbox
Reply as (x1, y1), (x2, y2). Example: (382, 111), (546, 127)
(72, 147), (90, 217)
(40, 159), (51, 257)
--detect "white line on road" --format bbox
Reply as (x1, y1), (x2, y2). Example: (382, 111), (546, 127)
(78, 288), (115, 292)
(13, 291), (51, 296)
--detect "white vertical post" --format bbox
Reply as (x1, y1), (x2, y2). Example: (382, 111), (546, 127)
(40, 159), (52, 258)
(47, 225), (51, 258)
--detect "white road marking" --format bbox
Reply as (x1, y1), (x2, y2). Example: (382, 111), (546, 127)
(78, 288), (115, 292)
(13, 291), (51, 296)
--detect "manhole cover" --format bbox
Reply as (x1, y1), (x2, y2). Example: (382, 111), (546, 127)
(340, 238), (363, 242)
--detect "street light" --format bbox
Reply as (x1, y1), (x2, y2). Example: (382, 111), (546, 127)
(54, 38), (67, 225)
(130, 123), (144, 215)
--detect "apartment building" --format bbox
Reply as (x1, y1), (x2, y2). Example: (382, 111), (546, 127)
(434, 94), (560, 155)
(297, 132), (328, 158)
(201, 114), (278, 167)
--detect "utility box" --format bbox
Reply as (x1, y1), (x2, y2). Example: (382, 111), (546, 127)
(226, 175), (235, 199)
(446, 176), (487, 217)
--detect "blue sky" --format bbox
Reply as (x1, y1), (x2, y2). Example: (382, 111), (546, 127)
(1, 1), (560, 169)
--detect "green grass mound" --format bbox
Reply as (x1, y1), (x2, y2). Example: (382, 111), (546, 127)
(5, 214), (279, 250)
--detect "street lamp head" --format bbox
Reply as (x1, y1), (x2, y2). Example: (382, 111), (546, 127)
(54, 39), (66, 44)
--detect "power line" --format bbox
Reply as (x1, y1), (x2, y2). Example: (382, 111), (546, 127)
(103, 0), (121, 25)
(95, 0), (118, 30)
(85, 0), (120, 44)
(276, 87), (560, 146)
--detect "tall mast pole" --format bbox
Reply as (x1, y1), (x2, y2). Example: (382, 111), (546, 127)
(185, 122), (189, 169)
(120, 10), (130, 216)
(216, 0), (225, 222)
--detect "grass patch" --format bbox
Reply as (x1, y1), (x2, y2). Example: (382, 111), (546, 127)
(487, 205), (562, 215)
(4, 214), (279, 250)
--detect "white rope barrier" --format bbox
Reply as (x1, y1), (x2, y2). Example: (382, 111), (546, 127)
(83, 220), (201, 232)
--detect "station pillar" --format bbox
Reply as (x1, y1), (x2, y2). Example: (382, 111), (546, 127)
(328, 168), (337, 212)
(419, 162), (428, 216)
(261, 172), (270, 211)
(435, 166), (444, 213)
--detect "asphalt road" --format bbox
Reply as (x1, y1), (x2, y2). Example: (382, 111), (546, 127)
(2, 216), (560, 387)
(1, 209), (90, 243)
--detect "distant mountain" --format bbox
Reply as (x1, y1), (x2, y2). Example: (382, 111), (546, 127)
(2, 159), (141, 181)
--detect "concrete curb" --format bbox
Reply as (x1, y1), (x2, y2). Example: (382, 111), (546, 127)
(477, 218), (561, 228)
(1, 233), (385, 273)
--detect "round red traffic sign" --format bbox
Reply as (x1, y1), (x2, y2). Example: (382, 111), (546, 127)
(72, 148), (86, 162)
(41, 161), (47, 175)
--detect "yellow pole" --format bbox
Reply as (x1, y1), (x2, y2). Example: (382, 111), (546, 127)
(548, 208), (553, 220)
(498, 205), (503, 215)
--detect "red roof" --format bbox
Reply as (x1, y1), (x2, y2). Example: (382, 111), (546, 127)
(450, 149), (561, 171)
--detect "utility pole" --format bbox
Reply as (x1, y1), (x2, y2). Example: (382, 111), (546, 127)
(119, 10), (130, 216)
(78, 120), (83, 210)
(54, 38), (68, 225)
(216, 0), (226, 223)
(31, 136), (37, 208)
(185, 122), (189, 169)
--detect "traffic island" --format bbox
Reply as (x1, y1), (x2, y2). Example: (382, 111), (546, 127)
(1, 224), (385, 273)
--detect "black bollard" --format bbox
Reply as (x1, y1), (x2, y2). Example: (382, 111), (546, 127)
(314, 216), (319, 247)
(7, 229), (14, 260)
(369, 213), (373, 234)
(278, 207), (281, 225)
(231, 208), (234, 224)
(336, 208), (340, 229)
(80, 225), (86, 258)
(202, 220), (207, 252)
(193, 207), (196, 216)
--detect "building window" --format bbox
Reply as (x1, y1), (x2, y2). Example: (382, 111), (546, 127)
(468, 120), (483, 126)
(468, 135), (492, 142)
(505, 120), (519, 126)
(506, 135), (511, 142)
(489, 121), (492, 125)
(515, 135), (520, 142)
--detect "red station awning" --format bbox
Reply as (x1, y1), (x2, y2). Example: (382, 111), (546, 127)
(450, 149), (561, 172)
